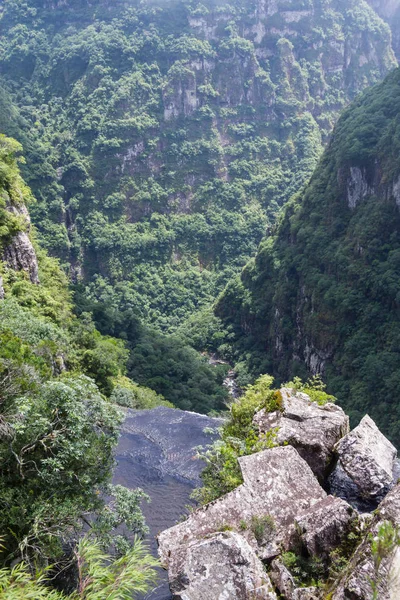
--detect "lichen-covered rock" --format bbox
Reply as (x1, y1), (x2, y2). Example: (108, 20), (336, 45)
(253, 388), (349, 481)
(171, 531), (277, 599)
(2, 202), (39, 284)
(158, 446), (326, 584)
(293, 590), (322, 600)
(330, 484), (400, 599)
(269, 560), (322, 600)
(330, 415), (397, 507)
(293, 496), (356, 561)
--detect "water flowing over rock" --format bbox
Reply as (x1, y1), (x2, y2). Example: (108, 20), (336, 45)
(119, 406), (224, 484)
(329, 414), (397, 508)
(253, 388), (349, 481)
(114, 406), (223, 600)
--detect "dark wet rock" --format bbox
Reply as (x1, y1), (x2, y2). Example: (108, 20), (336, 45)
(329, 415), (397, 508)
(330, 483), (400, 599)
(171, 531), (277, 599)
(292, 496), (356, 562)
(253, 387), (349, 481)
(158, 445), (326, 583)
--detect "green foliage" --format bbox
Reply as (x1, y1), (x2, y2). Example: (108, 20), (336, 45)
(217, 67), (400, 443)
(110, 376), (172, 410)
(0, 134), (31, 251)
(128, 328), (229, 412)
(0, 139), (158, 596)
(284, 375), (336, 406)
(281, 551), (325, 588)
(0, 537), (158, 599)
(70, 537), (158, 600)
(250, 514), (276, 545)
(193, 374), (278, 504)
(224, 375), (281, 439)
(0, 0), (394, 353)
(370, 521), (400, 599)
(0, 374), (122, 564)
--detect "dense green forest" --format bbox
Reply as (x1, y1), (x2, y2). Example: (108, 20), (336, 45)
(0, 0), (396, 409)
(0, 135), (163, 595)
(217, 67), (400, 444)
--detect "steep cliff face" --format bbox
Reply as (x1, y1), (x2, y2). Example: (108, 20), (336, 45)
(0, 0), (396, 332)
(0, 135), (39, 294)
(3, 201), (39, 285)
(217, 67), (400, 443)
(366, 0), (400, 57)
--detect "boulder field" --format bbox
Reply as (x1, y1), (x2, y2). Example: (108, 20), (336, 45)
(158, 388), (400, 599)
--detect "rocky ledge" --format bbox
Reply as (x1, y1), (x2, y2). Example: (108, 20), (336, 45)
(158, 388), (400, 599)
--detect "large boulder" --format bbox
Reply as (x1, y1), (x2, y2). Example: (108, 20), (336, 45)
(329, 415), (397, 509)
(253, 388), (349, 481)
(170, 531), (277, 599)
(330, 483), (400, 599)
(158, 446), (326, 586)
(292, 496), (357, 562)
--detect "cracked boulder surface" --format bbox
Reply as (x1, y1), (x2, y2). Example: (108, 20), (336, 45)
(253, 387), (349, 481)
(171, 531), (277, 600)
(291, 495), (356, 562)
(329, 414), (397, 509)
(270, 559), (322, 600)
(157, 400), (400, 600)
(158, 445), (326, 592)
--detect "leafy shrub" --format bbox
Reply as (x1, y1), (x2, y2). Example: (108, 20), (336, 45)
(0, 537), (158, 599)
(193, 375), (278, 504)
(110, 377), (173, 409)
(250, 514), (276, 545)
(281, 551), (325, 587)
(284, 375), (336, 406)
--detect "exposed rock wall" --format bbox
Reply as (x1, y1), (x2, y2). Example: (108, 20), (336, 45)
(2, 200), (39, 284)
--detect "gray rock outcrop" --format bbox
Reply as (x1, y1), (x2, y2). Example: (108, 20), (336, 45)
(2, 201), (39, 285)
(330, 415), (397, 508)
(292, 496), (356, 562)
(253, 388), (349, 481)
(158, 446), (326, 592)
(171, 531), (277, 599)
(158, 402), (400, 600)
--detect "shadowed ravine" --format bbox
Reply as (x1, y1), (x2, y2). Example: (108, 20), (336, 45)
(113, 406), (223, 599)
